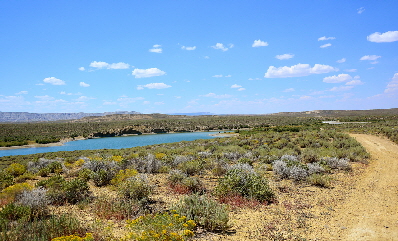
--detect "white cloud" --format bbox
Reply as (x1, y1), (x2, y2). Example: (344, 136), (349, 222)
(181, 46), (196, 50)
(318, 36), (336, 41)
(264, 63), (338, 78)
(360, 55), (381, 61)
(132, 68), (166, 78)
(320, 43), (332, 48)
(329, 86), (354, 92)
(337, 58), (346, 63)
(143, 101), (151, 105)
(137, 83), (171, 89)
(225, 75), (232, 78)
(367, 31), (398, 43)
(79, 82), (90, 87)
(212, 74), (223, 78)
(252, 39), (268, 47)
(345, 69), (357, 72)
(248, 78), (262, 80)
(16, 91), (28, 95)
(35, 95), (55, 101)
(74, 96), (95, 101)
(346, 79), (363, 85)
(276, 54), (294, 60)
(149, 44), (162, 53)
(323, 74), (353, 83)
(43, 77), (66, 85)
(204, 56), (210, 59)
(384, 73), (398, 93)
(231, 84), (242, 88)
(300, 96), (312, 100)
(103, 101), (117, 105)
(357, 7), (365, 14)
(89, 61), (130, 69)
(78, 67), (85, 71)
(238, 88), (245, 91)
(283, 88), (295, 92)
(211, 43), (233, 51)
(154, 102), (164, 105)
(202, 93), (232, 99)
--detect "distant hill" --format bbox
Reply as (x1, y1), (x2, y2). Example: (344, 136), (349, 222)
(268, 108), (398, 117)
(0, 111), (141, 122)
(167, 112), (215, 116)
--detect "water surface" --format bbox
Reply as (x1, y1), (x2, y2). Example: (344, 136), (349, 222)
(0, 132), (221, 157)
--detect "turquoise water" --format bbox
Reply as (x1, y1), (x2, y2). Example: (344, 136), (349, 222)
(0, 132), (221, 157)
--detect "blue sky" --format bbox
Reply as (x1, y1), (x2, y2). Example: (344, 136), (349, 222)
(1, 0), (397, 114)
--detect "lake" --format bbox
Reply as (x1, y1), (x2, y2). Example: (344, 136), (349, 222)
(0, 131), (223, 157)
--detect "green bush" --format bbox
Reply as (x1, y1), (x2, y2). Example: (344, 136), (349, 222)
(214, 165), (274, 203)
(117, 175), (153, 201)
(307, 174), (331, 188)
(172, 194), (229, 231)
(5, 163), (26, 177)
(0, 203), (32, 221)
(0, 171), (14, 191)
(124, 211), (196, 241)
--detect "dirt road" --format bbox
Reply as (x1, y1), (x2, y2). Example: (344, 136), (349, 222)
(322, 134), (398, 240)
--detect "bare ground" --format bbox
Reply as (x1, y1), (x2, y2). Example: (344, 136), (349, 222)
(318, 134), (398, 240)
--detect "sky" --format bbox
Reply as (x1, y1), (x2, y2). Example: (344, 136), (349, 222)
(1, 0), (397, 114)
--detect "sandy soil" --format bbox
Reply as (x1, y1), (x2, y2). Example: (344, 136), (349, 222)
(0, 136), (85, 150)
(318, 134), (398, 240)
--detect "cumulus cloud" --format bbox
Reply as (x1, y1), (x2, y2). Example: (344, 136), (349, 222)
(252, 39), (268, 47)
(318, 36), (336, 41)
(264, 63), (338, 78)
(181, 46), (196, 50)
(35, 95), (55, 101)
(345, 69), (357, 72)
(323, 74), (353, 83)
(346, 79), (363, 86)
(231, 84), (242, 88)
(283, 88), (295, 92)
(212, 74), (223, 78)
(211, 43), (233, 51)
(384, 73), (398, 93)
(225, 75), (232, 78)
(74, 96), (95, 101)
(320, 43), (332, 48)
(137, 83), (171, 90)
(79, 82), (90, 87)
(16, 91), (28, 95)
(276, 54), (294, 60)
(357, 7), (365, 14)
(90, 61), (130, 69)
(367, 31), (398, 43)
(238, 88), (245, 91)
(329, 86), (354, 92)
(43, 77), (66, 85)
(202, 93), (232, 99)
(336, 58), (346, 63)
(360, 55), (381, 61)
(78, 67), (85, 71)
(149, 44), (163, 53)
(132, 68), (166, 78)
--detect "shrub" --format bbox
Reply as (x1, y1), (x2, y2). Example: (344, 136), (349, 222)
(0, 171), (14, 191)
(172, 194), (229, 231)
(93, 197), (143, 220)
(307, 174), (331, 188)
(307, 163), (325, 175)
(0, 214), (87, 241)
(51, 233), (94, 241)
(323, 157), (351, 171)
(128, 154), (162, 173)
(15, 172), (36, 183)
(17, 187), (49, 219)
(214, 165), (274, 203)
(168, 170), (205, 194)
(0, 203), (32, 221)
(27, 158), (63, 174)
(117, 175), (153, 201)
(178, 159), (204, 176)
(273, 159), (309, 181)
(77, 168), (93, 182)
(0, 182), (33, 203)
(124, 212), (196, 241)
(5, 163), (26, 177)
(110, 169), (138, 186)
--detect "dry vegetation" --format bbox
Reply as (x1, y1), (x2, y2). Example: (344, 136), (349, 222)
(0, 111), (397, 240)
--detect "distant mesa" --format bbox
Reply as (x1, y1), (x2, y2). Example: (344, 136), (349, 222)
(167, 112), (215, 116)
(0, 111), (141, 123)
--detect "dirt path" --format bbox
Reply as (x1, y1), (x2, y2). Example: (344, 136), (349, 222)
(322, 134), (398, 240)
